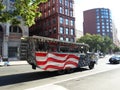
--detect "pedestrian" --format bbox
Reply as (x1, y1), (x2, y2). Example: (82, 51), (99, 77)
(0, 55), (3, 62)
(4, 58), (10, 66)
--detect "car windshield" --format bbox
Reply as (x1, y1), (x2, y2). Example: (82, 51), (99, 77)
(112, 56), (120, 59)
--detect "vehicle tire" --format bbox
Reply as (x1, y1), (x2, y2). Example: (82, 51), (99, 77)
(89, 62), (95, 69)
(32, 64), (36, 69)
(66, 68), (74, 73)
(118, 61), (120, 64)
(58, 70), (65, 74)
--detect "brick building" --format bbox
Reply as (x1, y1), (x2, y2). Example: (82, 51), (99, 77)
(83, 8), (120, 46)
(30, 0), (76, 42)
(83, 8), (113, 39)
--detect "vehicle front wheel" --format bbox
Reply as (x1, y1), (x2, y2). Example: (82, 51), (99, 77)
(88, 62), (95, 69)
(118, 61), (120, 64)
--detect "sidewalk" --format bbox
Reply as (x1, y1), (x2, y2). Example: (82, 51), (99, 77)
(0, 61), (28, 66)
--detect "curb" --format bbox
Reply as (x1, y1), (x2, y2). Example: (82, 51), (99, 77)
(0, 61), (28, 66)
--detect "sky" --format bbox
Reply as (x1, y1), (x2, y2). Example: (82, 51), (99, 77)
(74, 0), (120, 41)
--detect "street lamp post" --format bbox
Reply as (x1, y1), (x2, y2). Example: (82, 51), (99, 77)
(2, 23), (10, 61)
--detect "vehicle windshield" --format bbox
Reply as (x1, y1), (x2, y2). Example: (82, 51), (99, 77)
(112, 56), (120, 59)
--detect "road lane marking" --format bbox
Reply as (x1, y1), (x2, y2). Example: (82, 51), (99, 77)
(26, 64), (120, 90)
(25, 84), (68, 90)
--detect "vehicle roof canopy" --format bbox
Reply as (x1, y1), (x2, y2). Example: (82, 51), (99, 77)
(21, 35), (89, 48)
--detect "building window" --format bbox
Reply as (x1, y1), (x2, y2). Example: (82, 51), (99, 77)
(70, 2), (73, 8)
(60, 27), (64, 34)
(102, 29), (105, 32)
(70, 20), (74, 26)
(106, 19), (109, 22)
(45, 12), (46, 17)
(111, 29), (112, 32)
(102, 22), (104, 25)
(48, 1), (50, 7)
(110, 19), (112, 22)
(49, 29), (52, 35)
(102, 33), (106, 36)
(106, 23), (109, 25)
(101, 15), (104, 18)
(53, 27), (56, 33)
(59, 0), (62, 4)
(70, 29), (74, 35)
(60, 7), (63, 14)
(48, 10), (50, 16)
(8, 47), (17, 57)
(65, 0), (69, 7)
(107, 29), (110, 32)
(65, 28), (69, 34)
(52, 18), (56, 24)
(106, 26), (109, 29)
(96, 16), (99, 18)
(102, 26), (105, 29)
(53, 0), (55, 4)
(44, 4), (46, 9)
(65, 8), (69, 15)
(48, 20), (51, 26)
(101, 19), (104, 22)
(97, 29), (100, 32)
(52, 7), (55, 13)
(60, 37), (64, 40)
(70, 38), (74, 42)
(96, 9), (99, 12)
(70, 11), (73, 16)
(60, 17), (64, 24)
(65, 19), (69, 25)
(10, 26), (22, 33)
(66, 37), (69, 41)
(96, 19), (100, 22)
(97, 26), (100, 29)
(97, 22), (100, 25)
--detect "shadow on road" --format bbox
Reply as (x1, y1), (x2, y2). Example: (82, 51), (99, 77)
(0, 68), (88, 86)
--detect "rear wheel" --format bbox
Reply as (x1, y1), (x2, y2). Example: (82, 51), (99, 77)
(58, 70), (65, 74)
(66, 68), (74, 73)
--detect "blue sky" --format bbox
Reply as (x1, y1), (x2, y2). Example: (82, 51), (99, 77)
(74, 0), (120, 41)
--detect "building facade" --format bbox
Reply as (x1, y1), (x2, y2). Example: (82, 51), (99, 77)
(83, 8), (114, 39)
(83, 8), (120, 46)
(0, 0), (29, 60)
(76, 30), (83, 39)
(30, 0), (75, 42)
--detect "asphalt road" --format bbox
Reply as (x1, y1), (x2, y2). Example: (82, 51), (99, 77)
(0, 55), (120, 90)
(56, 66), (120, 90)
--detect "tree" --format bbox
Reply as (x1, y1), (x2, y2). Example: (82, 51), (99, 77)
(77, 33), (114, 54)
(113, 46), (120, 53)
(101, 36), (114, 54)
(0, 0), (48, 26)
(77, 33), (104, 52)
(0, 0), (48, 60)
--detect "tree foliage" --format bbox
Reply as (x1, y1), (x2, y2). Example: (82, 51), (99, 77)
(0, 0), (47, 26)
(77, 33), (115, 53)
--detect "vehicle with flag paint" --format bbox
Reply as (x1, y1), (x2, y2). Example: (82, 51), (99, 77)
(20, 36), (97, 74)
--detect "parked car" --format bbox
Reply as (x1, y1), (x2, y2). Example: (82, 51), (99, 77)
(109, 55), (120, 64)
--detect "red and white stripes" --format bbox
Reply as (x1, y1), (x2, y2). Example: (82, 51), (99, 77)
(35, 52), (80, 71)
